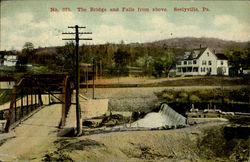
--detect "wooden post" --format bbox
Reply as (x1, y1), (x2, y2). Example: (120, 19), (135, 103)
(39, 94), (43, 106)
(35, 93), (37, 108)
(5, 85), (18, 132)
(60, 77), (66, 128)
(14, 98), (17, 122)
(100, 60), (102, 79)
(95, 62), (98, 80)
(31, 90), (33, 111)
(48, 92), (51, 105)
(84, 68), (87, 91)
(86, 66), (88, 91)
(21, 91), (23, 118)
(26, 95), (29, 114)
(92, 59), (95, 99)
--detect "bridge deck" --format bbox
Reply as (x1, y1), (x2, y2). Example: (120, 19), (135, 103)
(0, 104), (61, 161)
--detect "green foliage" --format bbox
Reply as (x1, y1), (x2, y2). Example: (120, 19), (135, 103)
(162, 92), (174, 100)
(152, 57), (164, 77)
(55, 41), (75, 75)
(22, 42), (35, 62)
(223, 46), (250, 75)
(157, 88), (250, 104)
(30, 65), (55, 74)
(21, 42), (180, 77)
(22, 42), (34, 53)
(189, 94), (201, 103)
(0, 90), (12, 105)
(113, 48), (131, 76)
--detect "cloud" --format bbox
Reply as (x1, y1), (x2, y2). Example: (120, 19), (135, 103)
(1, 13), (250, 51)
(100, 13), (126, 25)
(212, 15), (250, 41)
(93, 24), (141, 44)
(213, 15), (238, 26)
(1, 12), (81, 50)
(16, 13), (34, 26)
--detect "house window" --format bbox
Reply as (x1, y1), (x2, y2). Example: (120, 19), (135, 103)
(184, 55), (189, 59)
(207, 67), (212, 72)
(188, 61), (192, 65)
(177, 61), (181, 65)
(208, 61), (212, 65)
(184, 61), (187, 65)
(193, 60), (197, 64)
(201, 67), (206, 72)
(221, 61), (223, 65)
(202, 60), (206, 65)
(207, 52), (209, 56)
(177, 68), (181, 72)
(193, 67), (198, 72)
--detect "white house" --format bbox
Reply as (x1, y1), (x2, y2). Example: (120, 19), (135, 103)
(3, 55), (18, 67)
(0, 81), (15, 89)
(0, 77), (16, 89)
(176, 47), (229, 76)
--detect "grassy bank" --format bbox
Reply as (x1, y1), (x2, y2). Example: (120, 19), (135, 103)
(156, 87), (250, 104)
(0, 90), (12, 105)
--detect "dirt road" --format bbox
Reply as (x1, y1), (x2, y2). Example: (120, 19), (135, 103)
(0, 104), (61, 161)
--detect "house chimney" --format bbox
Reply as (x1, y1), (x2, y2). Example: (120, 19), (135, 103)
(200, 44), (201, 49)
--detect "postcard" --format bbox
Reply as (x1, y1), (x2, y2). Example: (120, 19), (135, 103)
(0, 0), (249, 161)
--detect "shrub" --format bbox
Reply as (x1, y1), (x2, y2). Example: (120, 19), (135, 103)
(189, 94), (201, 103)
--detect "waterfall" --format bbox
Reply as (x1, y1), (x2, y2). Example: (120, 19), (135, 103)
(159, 104), (186, 128)
(129, 103), (186, 129)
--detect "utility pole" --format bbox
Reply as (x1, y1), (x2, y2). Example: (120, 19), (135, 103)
(62, 25), (92, 135)
(92, 59), (95, 99)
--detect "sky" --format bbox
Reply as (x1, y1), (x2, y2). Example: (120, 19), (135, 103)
(1, 0), (250, 51)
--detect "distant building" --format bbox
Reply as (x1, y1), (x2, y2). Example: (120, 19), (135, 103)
(0, 77), (16, 89)
(3, 55), (18, 67)
(175, 47), (229, 76)
(0, 52), (18, 68)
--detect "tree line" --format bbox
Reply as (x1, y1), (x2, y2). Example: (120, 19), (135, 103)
(4, 41), (250, 78)
(17, 41), (180, 78)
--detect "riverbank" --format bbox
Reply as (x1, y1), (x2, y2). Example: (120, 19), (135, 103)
(43, 121), (249, 161)
(80, 76), (249, 88)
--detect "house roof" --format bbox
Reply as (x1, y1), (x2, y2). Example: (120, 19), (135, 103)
(215, 53), (228, 60)
(183, 47), (207, 60)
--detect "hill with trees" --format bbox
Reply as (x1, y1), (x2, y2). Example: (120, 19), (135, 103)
(1, 37), (249, 78)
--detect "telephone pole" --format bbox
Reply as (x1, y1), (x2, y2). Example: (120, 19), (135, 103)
(62, 25), (92, 135)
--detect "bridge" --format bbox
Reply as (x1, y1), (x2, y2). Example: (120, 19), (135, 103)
(0, 74), (72, 132)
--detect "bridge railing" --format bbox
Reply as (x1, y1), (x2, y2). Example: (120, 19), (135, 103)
(4, 74), (72, 132)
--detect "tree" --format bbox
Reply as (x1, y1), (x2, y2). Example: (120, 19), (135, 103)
(22, 42), (35, 61)
(223, 46), (250, 76)
(16, 42), (35, 72)
(56, 41), (75, 74)
(23, 42), (34, 52)
(151, 48), (176, 78)
(153, 57), (164, 77)
(113, 48), (131, 76)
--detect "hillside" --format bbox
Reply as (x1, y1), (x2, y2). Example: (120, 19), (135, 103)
(148, 37), (249, 52)
(2, 37), (248, 55)
(29, 37), (249, 55)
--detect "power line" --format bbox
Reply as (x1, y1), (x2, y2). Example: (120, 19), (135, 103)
(62, 25), (92, 135)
